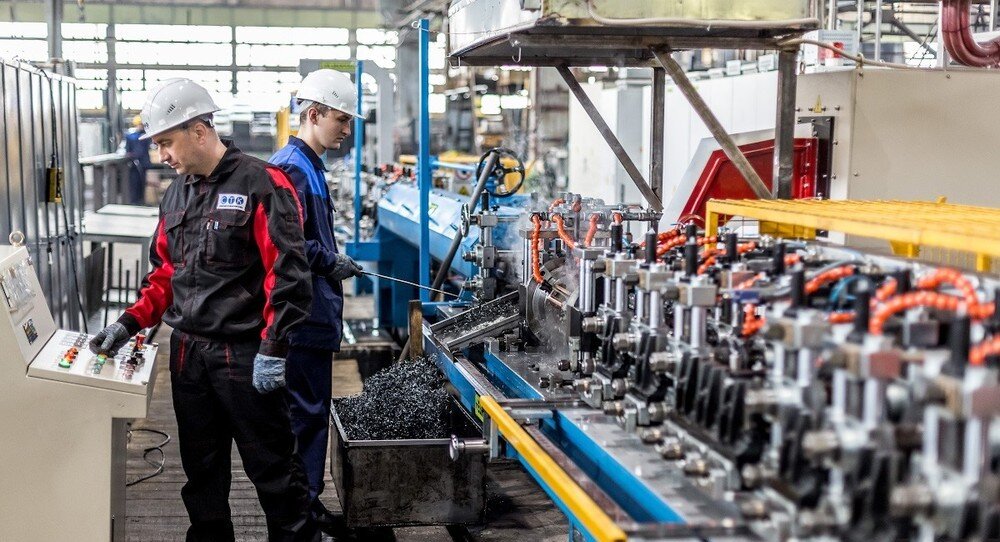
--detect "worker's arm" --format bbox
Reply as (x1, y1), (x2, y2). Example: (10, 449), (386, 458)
(278, 163), (342, 276)
(254, 166), (312, 358)
(117, 214), (175, 335)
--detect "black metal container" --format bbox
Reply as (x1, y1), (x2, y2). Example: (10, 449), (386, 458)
(329, 397), (487, 528)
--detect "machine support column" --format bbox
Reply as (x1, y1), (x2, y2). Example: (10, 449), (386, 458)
(650, 67), (665, 201)
(556, 65), (663, 211)
(652, 48), (772, 200)
(773, 48), (799, 199)
(418, 18), (432, 300)
(354, 61), (364, 242)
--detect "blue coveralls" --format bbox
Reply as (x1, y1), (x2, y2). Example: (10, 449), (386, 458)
(268, 136), (345, 509)
(124, 128), (152, 205)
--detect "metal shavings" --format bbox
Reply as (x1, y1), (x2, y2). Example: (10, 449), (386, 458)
(334, 355), (451, 440)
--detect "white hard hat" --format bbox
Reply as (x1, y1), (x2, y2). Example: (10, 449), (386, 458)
(297, 69), (363, 119)
(140, 78), (221, 140)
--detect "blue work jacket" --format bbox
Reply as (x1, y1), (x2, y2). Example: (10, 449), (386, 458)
(269, 136), (344, 351)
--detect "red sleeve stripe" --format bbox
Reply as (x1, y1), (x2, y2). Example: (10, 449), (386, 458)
(266, 166), (304, 224)
(253, 202), (279, 339)
(125, 218), (175, 328)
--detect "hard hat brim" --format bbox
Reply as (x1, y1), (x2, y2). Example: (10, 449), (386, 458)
(139, 108), (221, 140)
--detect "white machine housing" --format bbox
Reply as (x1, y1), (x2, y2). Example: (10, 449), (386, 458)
(0, 244), (158, 541)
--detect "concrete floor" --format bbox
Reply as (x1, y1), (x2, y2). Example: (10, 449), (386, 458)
(123, 293), (569, 541)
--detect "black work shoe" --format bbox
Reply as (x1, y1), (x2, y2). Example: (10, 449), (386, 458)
(312, 503), (356, 540)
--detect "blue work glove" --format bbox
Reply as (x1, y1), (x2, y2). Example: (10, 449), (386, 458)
(252, 353), (286, 393)
(328, 253), (364, 281)
(88, 322), (131, 356)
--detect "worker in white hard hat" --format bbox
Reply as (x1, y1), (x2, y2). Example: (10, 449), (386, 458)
(90, 78), (319, 541)
(268, 68), (363, 536)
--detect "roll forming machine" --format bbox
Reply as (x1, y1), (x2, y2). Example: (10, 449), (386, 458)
(423, 192), (1000, 541)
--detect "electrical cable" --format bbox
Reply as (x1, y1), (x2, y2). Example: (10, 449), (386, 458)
(126, 427), (172, 487)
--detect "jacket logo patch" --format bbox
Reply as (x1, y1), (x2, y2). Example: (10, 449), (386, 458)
(217, 194), (247, 211)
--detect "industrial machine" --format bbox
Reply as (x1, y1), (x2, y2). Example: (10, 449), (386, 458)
(0, 238), (158, 541)
(414, 193), (1000, 541)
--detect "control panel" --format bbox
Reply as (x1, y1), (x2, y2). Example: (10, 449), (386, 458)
(27, 330), (157, 395)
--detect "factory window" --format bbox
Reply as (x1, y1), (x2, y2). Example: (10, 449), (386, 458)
(235, 44), (351, 67)
(357, 45), (396, 69)
(62, 23), (107, 40)
(0, 22), (46, 39)
(63, 41), (108, 63)
(76, 89), (105, 110)
(236, 26), (350, 46)
(115, 24), (232, 43)
(116, 41), (232, 66)
(0, 39), (47, 62)
(356, 28), (398, 45)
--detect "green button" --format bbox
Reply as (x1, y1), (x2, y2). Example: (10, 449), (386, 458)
(58, 359), (71, 368)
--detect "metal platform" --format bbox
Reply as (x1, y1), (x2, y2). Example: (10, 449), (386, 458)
(448, 0), (818, 67)
(705, 198), (1000, 272)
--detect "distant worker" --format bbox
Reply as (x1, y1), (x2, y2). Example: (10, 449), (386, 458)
(90, 78), (318, 542)
(268, 69), (364, 536)
(124, 114), (152, 205)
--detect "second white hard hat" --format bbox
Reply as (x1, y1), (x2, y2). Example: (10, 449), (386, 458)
(140, 78), (221, 140)
(297, 69), (363, 119)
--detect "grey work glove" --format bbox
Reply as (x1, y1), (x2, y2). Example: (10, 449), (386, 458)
(88, 322), (131, 356)
(252, 353), (286, 393)
(328, 253), (364, 281)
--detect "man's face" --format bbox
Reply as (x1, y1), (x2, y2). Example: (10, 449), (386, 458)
(311, 108), (353, 150)
(152, 124), (201, 175)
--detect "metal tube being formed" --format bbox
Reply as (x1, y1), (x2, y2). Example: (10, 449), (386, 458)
(649, 289), (662, 328)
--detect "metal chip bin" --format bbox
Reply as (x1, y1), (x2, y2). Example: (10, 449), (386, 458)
(330, 397), (487, 527)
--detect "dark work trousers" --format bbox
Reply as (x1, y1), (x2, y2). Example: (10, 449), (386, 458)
(285, 345), (333, 508)
(127, 164), (145, 205)
(169, 330), (317, 542)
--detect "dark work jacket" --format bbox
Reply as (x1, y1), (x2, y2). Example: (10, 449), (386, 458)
(119, 140), (312, 358)
(269, 136), (344, 352)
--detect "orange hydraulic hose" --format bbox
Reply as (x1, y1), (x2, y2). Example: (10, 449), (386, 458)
(971, 336), (1000, 366)
(643, 228), (680, 249)
(742, 304), (765, 336)
(805, 266), (855, 295)
(551, 214), (576, 250)
(828, 311), (855, 324)
(697, 241), (757, 275)
(869, 291), (963, 334)
(785, 253), (802, 266)
(735, 273), (767, 290)
(875, 277), (897, 303)
(611, 212), (624, 225)
(583, 214), (600, 248)
(530, 215), (544, 284)
(916, 268), (995, 320)
(548, 198), (565, 212)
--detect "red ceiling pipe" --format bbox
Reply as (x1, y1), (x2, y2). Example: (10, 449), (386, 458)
(941, 0), (1000, 67)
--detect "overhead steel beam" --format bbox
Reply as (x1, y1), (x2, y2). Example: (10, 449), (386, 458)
(651, 48), (772, 201)
(556, 65), (663, 212)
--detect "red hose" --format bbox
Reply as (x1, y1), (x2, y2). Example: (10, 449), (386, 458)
(805, 266), (855, 295)
(583, 214), (600, 247)
(742, 304), (765, 337)
(941, 0), (1000, 67)
(971, 335), (1000, 366)
(551, 214), (576, 250)
(530, 215), (544, 284)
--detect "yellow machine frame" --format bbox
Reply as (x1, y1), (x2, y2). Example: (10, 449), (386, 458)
(706, 199), (1000, 272)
